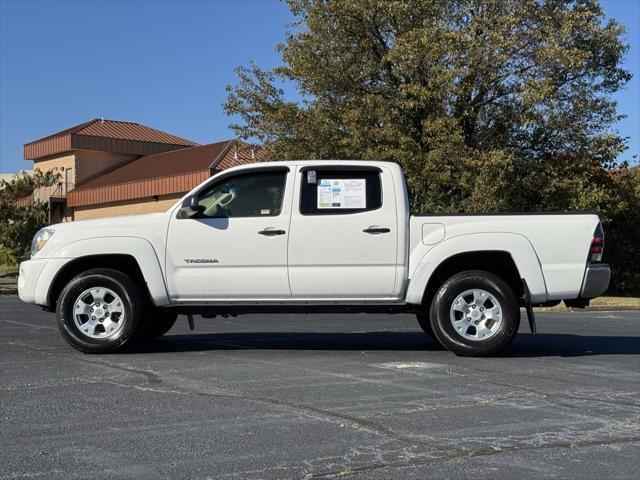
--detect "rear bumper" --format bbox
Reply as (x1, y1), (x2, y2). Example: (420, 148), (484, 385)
(580, 263), (610, 298)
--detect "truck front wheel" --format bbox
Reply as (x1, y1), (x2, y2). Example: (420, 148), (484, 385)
(143, 308), (178, 339)
(429, 270), (520, 356)
(56, 268), (146, 353)
(416, 312), (435, 338)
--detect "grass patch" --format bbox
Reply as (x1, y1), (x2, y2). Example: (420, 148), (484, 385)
(533, 295), (640, 312)
(590, 296), (640, 307)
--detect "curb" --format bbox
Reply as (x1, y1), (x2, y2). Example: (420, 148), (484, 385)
(533, 306), (640, 313)
(0, 275), (18, 296)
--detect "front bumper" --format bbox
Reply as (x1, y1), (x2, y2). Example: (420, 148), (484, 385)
(580, 263), (610, 298)
(18, 259), (48, 304)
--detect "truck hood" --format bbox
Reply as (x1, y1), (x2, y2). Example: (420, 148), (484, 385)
(36, 212), (172, 258)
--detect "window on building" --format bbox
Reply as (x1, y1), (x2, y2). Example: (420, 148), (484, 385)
(64, 167), (73, 194)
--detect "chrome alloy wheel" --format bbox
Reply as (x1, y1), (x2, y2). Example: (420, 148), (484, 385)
(72, 287), (125, 339)
(449, 289), (503, 341)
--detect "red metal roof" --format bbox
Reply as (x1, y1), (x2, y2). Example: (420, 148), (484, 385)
(73, 119), (197, 145)
(67, 141), (264, 207)
(24, 119), (198, 160)
(73, 141), (231, 189)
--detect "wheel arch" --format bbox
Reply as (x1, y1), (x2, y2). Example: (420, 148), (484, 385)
(42, 237), (170, 309)
(405, 233), (547, 306)
(420, 251), (522, 311)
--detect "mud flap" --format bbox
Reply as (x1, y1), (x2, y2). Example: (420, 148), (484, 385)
(522, 279), (537, 334)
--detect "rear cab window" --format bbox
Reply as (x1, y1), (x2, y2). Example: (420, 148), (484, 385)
(299, 166), (382, 215)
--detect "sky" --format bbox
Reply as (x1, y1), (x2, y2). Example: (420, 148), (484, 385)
(0, 0), (638, 174)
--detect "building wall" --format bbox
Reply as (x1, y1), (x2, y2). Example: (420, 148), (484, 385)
(32, 150), (138, 187)
(32, 150), (140, 223)
(33, 153), (76, 212)
(73, 193), (183, 220)
(33, 152), (76, 180)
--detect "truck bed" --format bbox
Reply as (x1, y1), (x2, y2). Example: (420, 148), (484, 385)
(408, 212), (601, 302)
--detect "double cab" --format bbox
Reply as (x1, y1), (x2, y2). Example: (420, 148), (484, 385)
(19, 161), (610, 355)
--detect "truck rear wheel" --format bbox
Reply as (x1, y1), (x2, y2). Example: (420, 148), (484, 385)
(429, 270), (520, 356)
(56, 268), (146, 353)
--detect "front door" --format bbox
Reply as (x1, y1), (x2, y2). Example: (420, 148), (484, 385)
(165, 167), (292, 301)
(287, 165), (399, 299)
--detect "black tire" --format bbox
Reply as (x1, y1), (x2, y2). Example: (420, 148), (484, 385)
(416, 311), (446, 349)
(143, 308), (178, 339)
(416, 312), (435, 338)
(429, 270), (520, 356)
(56, 268), (146, 353)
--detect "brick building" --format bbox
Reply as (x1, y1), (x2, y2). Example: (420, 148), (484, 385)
(23, 119), (261, 222)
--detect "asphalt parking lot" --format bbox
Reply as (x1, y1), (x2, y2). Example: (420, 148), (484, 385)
(1, 295), (639, 480)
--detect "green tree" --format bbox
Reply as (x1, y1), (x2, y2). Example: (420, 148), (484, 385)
(0, 170), (60, 264)
(225, 0), (637, 291)
(604, 166), (640, 294)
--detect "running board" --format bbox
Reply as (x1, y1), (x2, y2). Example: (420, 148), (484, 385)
(173, 304), (416, 316)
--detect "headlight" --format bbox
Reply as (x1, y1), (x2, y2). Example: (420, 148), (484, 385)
(31, 229), (54, 257)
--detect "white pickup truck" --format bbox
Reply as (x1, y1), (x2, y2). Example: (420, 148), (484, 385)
(18, 161), (610, 356)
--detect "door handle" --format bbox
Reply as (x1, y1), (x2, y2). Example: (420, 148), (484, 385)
(363, 227), (391, 234)
(258, 229), (286, 236)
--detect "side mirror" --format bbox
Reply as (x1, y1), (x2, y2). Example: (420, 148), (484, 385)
(177, 195), (205, 219)
(189, 195), (204, 212)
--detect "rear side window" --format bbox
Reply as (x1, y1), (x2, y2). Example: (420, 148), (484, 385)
(300, 168), (382, 215)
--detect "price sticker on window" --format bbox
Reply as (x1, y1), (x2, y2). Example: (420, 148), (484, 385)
(317, 179), (366, 209)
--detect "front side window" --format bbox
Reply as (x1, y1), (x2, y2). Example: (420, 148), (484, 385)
(192, 170), (287, 218)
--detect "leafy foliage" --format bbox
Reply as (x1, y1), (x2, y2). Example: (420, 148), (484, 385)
(0, 170), (60, 263)
(225, 0), (638, 292)
(604, 166), (640, 294)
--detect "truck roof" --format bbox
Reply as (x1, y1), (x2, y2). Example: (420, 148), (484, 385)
(221, 160), (402, 174)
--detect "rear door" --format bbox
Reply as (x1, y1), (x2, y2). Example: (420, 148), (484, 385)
(287, 165), (399, 299)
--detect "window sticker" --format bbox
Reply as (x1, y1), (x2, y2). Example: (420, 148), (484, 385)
(317, 178), (366, 209)
(307, 170), (316, 184)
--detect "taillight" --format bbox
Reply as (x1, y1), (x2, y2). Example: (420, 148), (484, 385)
(590, 225), (605, 262)
(590, 236), (603, 254)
